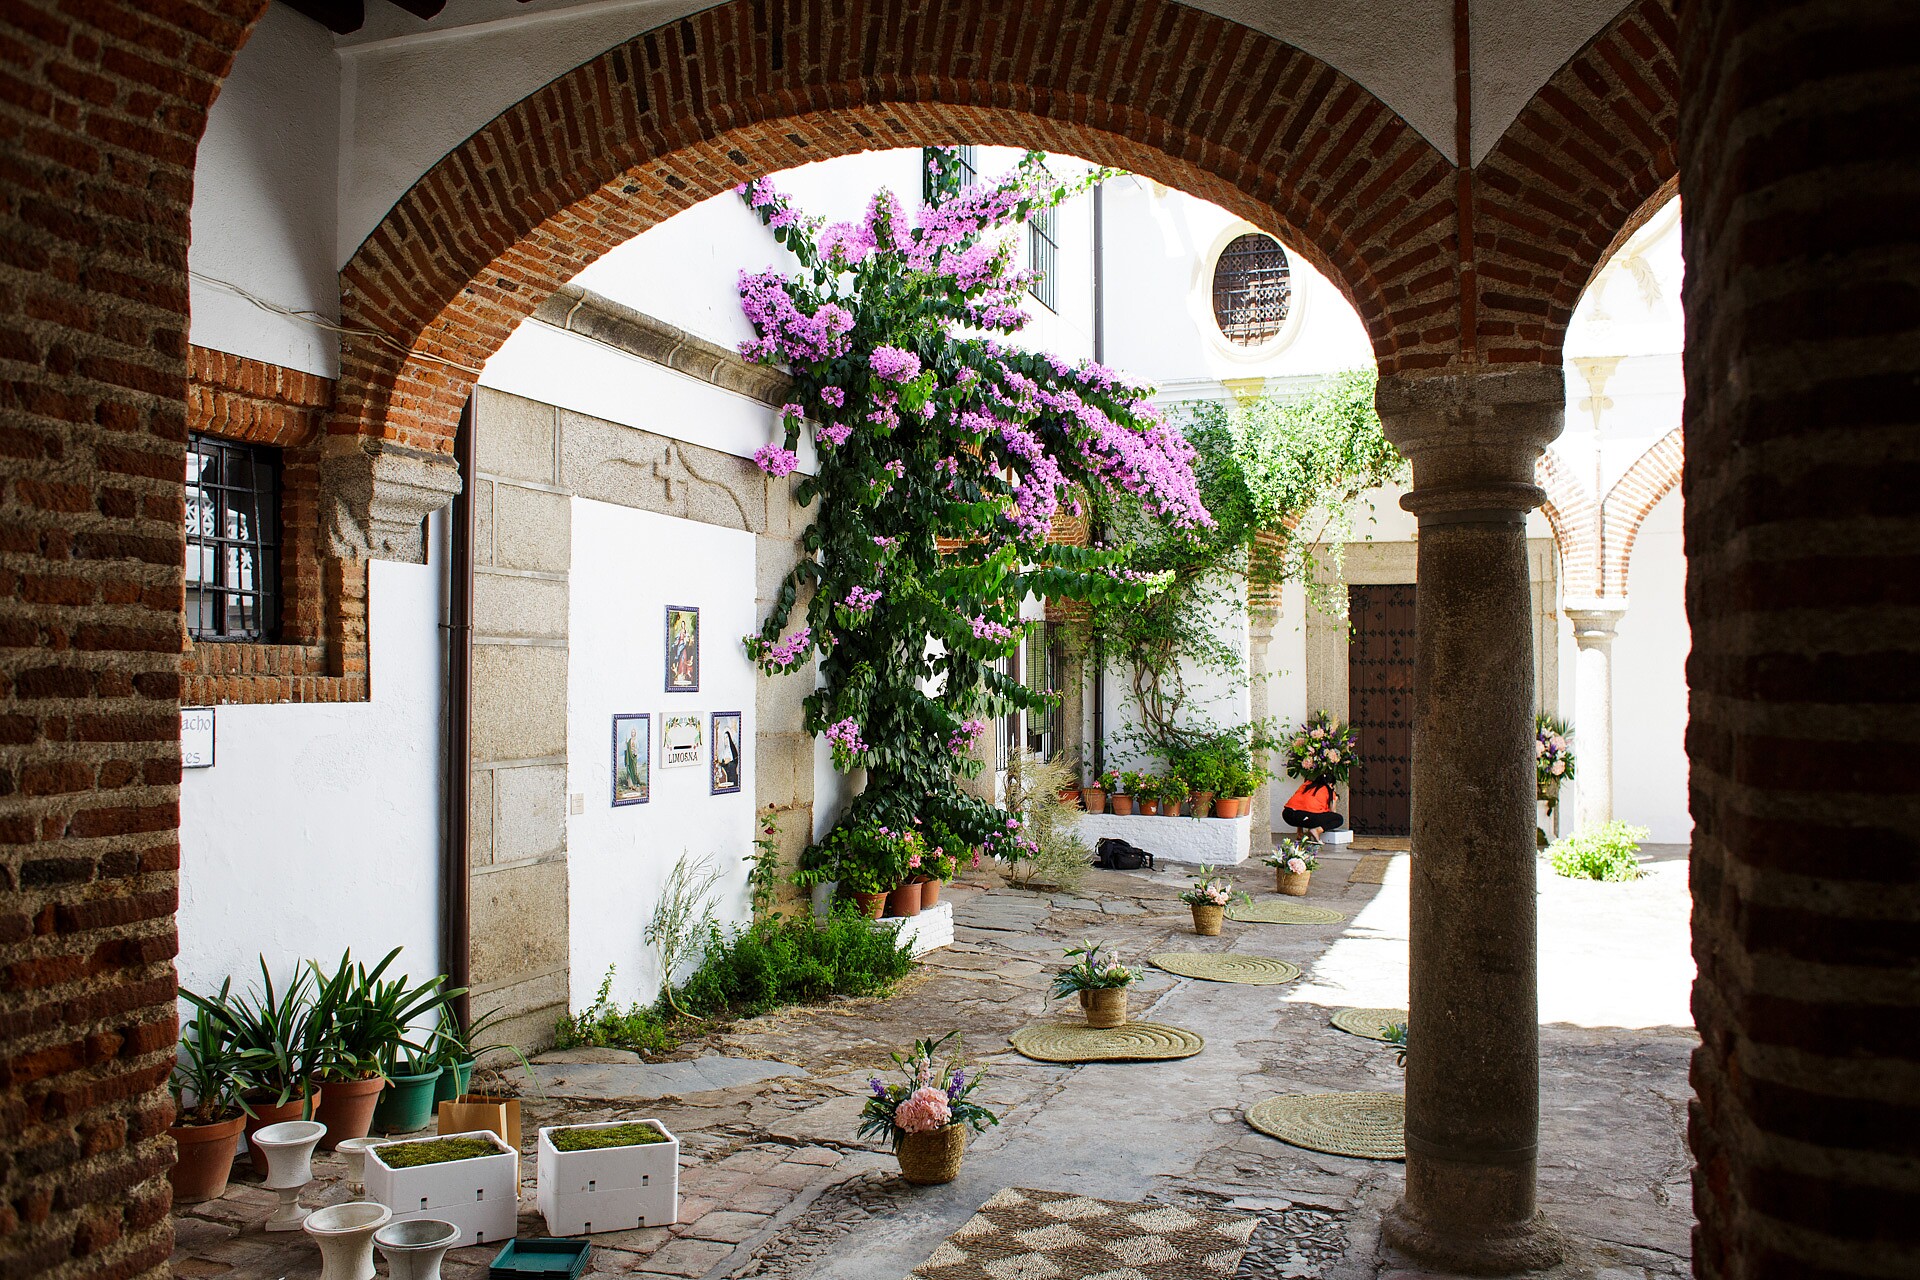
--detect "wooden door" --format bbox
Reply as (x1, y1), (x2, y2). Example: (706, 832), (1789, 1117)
(1348, 584), (1416, 836)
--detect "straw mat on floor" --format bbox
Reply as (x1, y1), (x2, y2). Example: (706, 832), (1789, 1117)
(906, 1186), (1256, 1280)
(1225, 898), (1346, 925)
(1149, 952), (1301, 985)
(1347, 854), (1394, 884)
(1330, 1007), (1408, 1041)
(1245, 1092), (1406, 1161)
(1009, 1021), (1204, 1063)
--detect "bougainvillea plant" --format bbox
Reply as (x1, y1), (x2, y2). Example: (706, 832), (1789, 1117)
(735, 149), (1209, 881)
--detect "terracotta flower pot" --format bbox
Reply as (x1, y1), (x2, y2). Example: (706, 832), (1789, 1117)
(1163, 797), (1187, 817)
(1139, 797), (1160, 816)
(918, 876), (942, 908)
(243, 1092), (317, 1176)
(853, 891), (888, 918)
(886, 879), (923, 918)
(1278, 870), (1312, 896)
(1057, 787), (1082, 808)
(1110, 794), (1135, 815)
(312, 1075), (384, 1150)
(1190, 903), (1225, 936)
(1214, 796), (1243, 819)
(1079, 987), (1128, 1028)
(1083, 787), (1108, 814)
(1190, 791), (1214, 817)
(169, 1113), (244, 1203)
(896, 1124), (966, 1185)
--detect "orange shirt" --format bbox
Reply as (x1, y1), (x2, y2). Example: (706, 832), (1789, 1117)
(1286, 782), (1335, 813)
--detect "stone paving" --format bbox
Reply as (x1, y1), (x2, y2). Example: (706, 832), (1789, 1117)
(170, 841), (1697, 1279)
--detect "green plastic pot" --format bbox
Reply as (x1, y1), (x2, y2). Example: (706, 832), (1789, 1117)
(432, 1056), (475, 1104)
(372, 1066), (444, 1134)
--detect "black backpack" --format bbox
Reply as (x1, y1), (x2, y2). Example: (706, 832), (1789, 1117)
(1095, 837), (1155, 871)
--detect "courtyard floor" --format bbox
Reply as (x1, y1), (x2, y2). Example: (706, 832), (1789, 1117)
(171, 841), (1696, 1280)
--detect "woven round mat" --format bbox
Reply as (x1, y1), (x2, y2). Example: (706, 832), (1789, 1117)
(1009, 1021), (1205, 1063)
(1225, 899), (1346, 925)
(1149, 953), (1302, 985)
(1245, 1092), (1405, 1161)
(1330, 1007), (1408, 1041)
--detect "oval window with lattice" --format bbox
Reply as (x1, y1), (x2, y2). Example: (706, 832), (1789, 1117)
(1211, 233), (1292, 346)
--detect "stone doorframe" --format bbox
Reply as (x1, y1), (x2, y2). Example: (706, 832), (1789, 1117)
(1301, 538), (1559, 823)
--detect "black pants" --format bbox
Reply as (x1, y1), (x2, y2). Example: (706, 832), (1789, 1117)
(1283, 807), (1344, 831)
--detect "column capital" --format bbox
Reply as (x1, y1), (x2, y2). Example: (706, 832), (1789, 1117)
(1564, 598), (1628, 648)
(1377, 367), (1565, 524)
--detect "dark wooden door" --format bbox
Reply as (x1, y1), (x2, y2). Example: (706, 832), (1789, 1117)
(1348, 584), (1416, 836)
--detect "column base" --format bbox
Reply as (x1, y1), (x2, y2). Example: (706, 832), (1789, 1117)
(1383, 1200), (1565, 1276)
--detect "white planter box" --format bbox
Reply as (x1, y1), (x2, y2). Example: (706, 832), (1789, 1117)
(877, 899), (953, 955)
(1075, 812), (1253, 866)
(537, 1120), (680, 1236)
(364, 1129), (518, 1247)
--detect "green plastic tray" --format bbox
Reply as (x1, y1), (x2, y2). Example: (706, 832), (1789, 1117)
(489, 1238), (591, 1279)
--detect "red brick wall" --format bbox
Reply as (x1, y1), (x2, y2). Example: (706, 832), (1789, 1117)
(1599, 425), (1681, 596)
(0, 3), (265, 1278)
(180, 346), (366, 706)
(1679, 1), (1920, 1276)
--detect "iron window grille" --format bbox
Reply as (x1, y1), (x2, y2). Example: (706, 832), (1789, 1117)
(1211, 232), (1292, 345)
(186, 432), (280, 642)
(922, 145), (979, 201)
(1028, 204), (1059, 312)
(1025, 626), (1065, 760)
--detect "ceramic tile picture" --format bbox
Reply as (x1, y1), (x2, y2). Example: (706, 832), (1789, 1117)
(711, 712), (742, 794)
(665, 605), (699, 691)
(612, 713), (650, 806)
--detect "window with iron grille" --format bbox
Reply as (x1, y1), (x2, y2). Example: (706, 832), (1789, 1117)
(1028, 204), (1059, 312)
(1025, 626), (1065, 760)
(186, 433), (280, 642)
(996, 652), (1015, 773)
(922, 145), (979, 201)
(1211, 232), (1292, 345)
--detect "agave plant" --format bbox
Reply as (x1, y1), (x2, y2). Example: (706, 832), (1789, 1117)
(185, 958), (328, 1114)
(308, 948), (465, 1083)
(171, 979), (268, 1126)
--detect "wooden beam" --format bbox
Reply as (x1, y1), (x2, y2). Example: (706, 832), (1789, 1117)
(281, 0), (364, 33)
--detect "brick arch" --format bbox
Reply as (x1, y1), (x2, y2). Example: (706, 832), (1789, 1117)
(1473, 0), (1680, 364)
(1535, 447), (1599, 597)
(1600, 425), (1683, 594)
(336, 0), (1468, 460)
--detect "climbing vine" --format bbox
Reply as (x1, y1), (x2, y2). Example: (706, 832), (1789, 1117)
(736, 151), (1208, 874)
(1087, 369), (1406, 751)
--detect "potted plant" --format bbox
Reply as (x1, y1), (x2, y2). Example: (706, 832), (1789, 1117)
(310, 949), (461, 1149)
(856, 1033), (998, 1186)
(921, 838), (959, 908)
(427, 1004), (521, 1105)
(1048, 941), (1141, 1028)
(537, 1119), (680, 1235)
(1082, 765), (1108, 814)
(217, 959), (325, 1175)
(364, 1129), (519, 1247)
(1179, 868), (1247, 935)
(1109, 770), (1136, 816)
(1184, 753), (1221, 818)
(1383, 1021), (1408, 1067)
(1535, 714), (1575, 847)
(1136, 774), (1161, 816)
(1265, 845), (1320, 895)
(170, 980), (258, 1203)
(1161, 771), (1190, 818)
(373, 1041), (444, 1136)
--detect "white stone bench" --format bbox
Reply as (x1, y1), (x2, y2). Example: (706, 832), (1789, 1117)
(1074, 812), (1253, 866)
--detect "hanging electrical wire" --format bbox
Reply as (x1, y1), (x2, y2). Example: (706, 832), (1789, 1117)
(189, 270), (484, 376)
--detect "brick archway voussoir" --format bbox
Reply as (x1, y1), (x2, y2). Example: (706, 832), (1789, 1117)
(1600, 425), (1683, 595)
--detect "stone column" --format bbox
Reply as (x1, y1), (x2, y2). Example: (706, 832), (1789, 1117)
(1564, 601), (1626, 831)
(1377, 367), (1565, 1272)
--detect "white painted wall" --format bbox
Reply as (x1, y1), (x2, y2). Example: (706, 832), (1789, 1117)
(177, 550), (447, 1000)
(189, 1), (342, 377)
(565, 499), (758, 1012)
(1612, 490), (1691, 842)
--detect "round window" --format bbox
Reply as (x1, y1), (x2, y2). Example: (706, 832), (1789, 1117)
(1211, 233), (1292, 346)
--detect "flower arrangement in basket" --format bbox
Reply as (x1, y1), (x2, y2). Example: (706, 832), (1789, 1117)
(1263, 845), (1320, 896)
(1047, 941), (1141, 1028)
(1535, 714), (1575, 806)
(1178, 868), (1249, 935)
(1284, 711), (1357, 786)
(856, 1033), (998, 1185)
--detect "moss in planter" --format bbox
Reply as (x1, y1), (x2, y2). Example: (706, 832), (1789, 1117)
(375, 1136), (500, 1168)
(550, 1123), (668, 1153)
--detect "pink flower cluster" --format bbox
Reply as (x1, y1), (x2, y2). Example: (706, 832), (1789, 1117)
(870, 345), (922, 383)
(969, 616), (1014, 643)
(815, 421), (852, 447)
(752, 627), (811, 669)
(738, 270), (854, 365)
(894, 1085), (952, 1134)
(753, 443), (799, 476)
(947, 718), (987, 754)
(825, 718), (868, 755)
(819, 385), (846, 408)
(843, 585), (882, 612)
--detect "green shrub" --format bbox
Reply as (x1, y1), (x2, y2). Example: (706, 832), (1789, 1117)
(676, 910), (915, 1020)
(1548, 821), (1650, 881)
(553, 967), (676, 1055)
